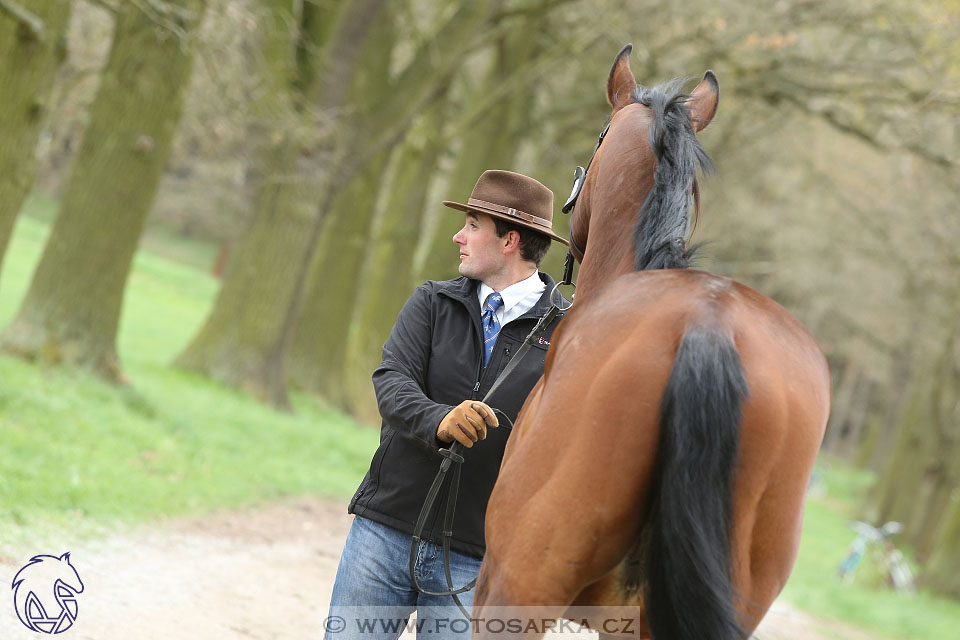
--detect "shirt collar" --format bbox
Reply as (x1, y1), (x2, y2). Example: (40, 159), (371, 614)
(477, 270), (543, 315)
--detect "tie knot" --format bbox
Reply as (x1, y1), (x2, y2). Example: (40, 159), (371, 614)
(485, 292), (504, 313)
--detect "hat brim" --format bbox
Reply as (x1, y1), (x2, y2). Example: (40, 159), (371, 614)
(442, 200), (569, 246)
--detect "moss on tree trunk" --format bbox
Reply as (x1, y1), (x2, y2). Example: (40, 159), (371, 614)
(416, 22), (538, 282)
(340, 102), (448, 420)
(867, 334), (960, 565)
(175, 140), (320, 407)
(178, 1), (491, 409)
(285, 150), (389, 404)
(285, 6), (395, 405)
(175, 0), (312, 408)
(925, 494), (960, 597)
(1, 0), (206, 379)
(175, 0), (388, 409)
(0, 0), (71, 279)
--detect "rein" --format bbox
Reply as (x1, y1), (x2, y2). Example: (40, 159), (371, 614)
(409, 281), (572, 619)
(407, 120), (605, 619)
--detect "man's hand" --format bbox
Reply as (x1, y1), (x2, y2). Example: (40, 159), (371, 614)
(437, 400), (499, 448)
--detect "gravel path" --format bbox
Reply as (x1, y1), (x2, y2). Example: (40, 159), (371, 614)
(0, 499), (885, 639)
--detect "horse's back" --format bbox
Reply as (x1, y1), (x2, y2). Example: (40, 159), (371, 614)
(550, 269), (830, 425)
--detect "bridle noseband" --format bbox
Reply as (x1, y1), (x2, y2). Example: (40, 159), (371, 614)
(561, 120), (610, 263)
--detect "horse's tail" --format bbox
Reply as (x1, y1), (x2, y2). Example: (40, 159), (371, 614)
(645, 325), (749, 640)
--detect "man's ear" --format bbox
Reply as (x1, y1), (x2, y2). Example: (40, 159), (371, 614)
(502, 229), (522, 253)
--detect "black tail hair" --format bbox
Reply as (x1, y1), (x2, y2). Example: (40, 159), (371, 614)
(646, 326), (749, 640)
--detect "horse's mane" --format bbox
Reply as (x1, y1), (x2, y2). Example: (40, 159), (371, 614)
(631, 80), (714, 271)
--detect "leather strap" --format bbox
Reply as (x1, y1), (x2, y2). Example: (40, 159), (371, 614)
(408, 299), (567, 618)
(467, 198), (553, 230)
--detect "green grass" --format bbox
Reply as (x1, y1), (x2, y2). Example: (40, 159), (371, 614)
(0, 194), (378, 548)
(783, 458), (960, 639)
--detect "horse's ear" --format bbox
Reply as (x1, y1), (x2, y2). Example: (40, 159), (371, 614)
(606, 44), (637, 112)
(687, 70), (719, 132)
(60, 552), (71, 562)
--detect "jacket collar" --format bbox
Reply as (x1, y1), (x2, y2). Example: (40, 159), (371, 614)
(437, 273), (562, 320)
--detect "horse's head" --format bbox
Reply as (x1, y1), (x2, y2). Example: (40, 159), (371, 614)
(568, 45), (719, 300)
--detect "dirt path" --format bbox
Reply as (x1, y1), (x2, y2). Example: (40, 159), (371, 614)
(0, 498), (884, 639)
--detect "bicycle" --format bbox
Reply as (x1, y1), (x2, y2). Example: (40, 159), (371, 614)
(836, 520), (915, 593)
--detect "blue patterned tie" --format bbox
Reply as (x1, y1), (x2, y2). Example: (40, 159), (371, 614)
(482, 292), (504, 367)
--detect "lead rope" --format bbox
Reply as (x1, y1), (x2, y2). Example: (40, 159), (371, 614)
(411, 120), (597, 617)
(409, 265), (575, 620)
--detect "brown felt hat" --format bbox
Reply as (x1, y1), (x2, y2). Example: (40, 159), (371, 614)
(443, 170), (568, 245)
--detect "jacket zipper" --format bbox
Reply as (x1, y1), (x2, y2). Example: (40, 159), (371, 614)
(472, 312), (484, 398)
(449, 282), (555, 401)
(471, 344), (482, 399)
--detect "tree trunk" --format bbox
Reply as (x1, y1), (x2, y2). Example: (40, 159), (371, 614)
(174, 0), (388, 409)
(340, 101), (448, 419)
(867, 333), (960, 556)
(285, 149), (389, 405)
(178, 0), (492, 409)
(866, 367), (929, 523)
(839, 376), (875, 460)
(285, 5), (395, 404)
(416, 16), (539, 282)
(821, 359), (859, 457)
(925, 492), (960, 597)
(913, 471), (955, 562)
(285, 2), (497, 406)
(1, 0), (206, 379)
(0, 0), (71, 280)
(864, 345), (913, 473)
(175, 0), (315, 408)
(912, 330), (960, 559)
(174, 139), (318, 406)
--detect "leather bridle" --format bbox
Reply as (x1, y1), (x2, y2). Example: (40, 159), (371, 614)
(561, 120), (610, 262)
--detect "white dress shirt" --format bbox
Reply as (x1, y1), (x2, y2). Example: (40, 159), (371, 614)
(477, 270), (546, 327)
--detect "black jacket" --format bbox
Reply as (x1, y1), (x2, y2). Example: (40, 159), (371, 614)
(348, 273), (567, 558)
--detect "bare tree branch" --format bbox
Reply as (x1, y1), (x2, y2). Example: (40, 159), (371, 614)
(129, 0), (191, 43)
(83, 0), (120, 15)
(0, 0), (44, 41)
(752, 86), (955, 169)
(493, 0), (580, 21)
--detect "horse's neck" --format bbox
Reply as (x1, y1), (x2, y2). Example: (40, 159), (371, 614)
(574, 144), (657, 304)
(574, 220), (637, 304)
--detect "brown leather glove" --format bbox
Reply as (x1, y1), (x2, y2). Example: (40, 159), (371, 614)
(437, 400), (499, 448)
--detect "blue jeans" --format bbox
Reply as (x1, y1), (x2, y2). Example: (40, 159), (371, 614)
(324, 516), (482, 640)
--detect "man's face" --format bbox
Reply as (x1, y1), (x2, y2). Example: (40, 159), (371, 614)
(453, 213), (506, 281)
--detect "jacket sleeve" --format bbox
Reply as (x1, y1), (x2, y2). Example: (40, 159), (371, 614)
(372, 283), (454, 450)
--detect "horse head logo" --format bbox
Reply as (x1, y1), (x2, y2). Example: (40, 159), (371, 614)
(11, 552), (84, 634)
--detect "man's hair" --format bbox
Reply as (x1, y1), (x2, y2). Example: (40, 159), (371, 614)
(493, 218), (552, 266)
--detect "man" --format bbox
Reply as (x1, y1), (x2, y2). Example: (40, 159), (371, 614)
(325, 170), (569, 639)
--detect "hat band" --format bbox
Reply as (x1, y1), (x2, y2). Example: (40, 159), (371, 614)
(467, 198), (553, 230)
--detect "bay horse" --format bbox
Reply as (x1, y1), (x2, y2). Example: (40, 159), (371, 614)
(473, 45), (831, 639)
